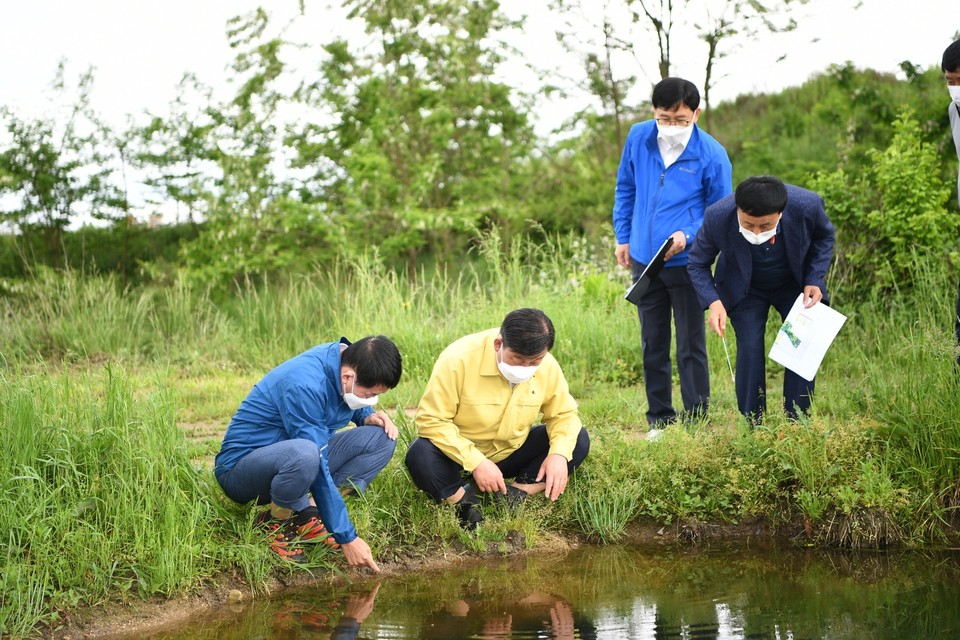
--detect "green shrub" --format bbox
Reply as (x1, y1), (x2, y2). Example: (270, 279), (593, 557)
(809, 108), (959, 295)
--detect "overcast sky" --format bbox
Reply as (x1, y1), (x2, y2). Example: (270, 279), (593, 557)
(2, 0), (957, 137)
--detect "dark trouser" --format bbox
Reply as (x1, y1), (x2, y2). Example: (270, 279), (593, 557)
(632, 261), (710, 426)
(729, 287), (814, 422)
(404, 425), (591, 503)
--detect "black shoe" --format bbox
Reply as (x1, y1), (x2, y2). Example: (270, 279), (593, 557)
(460, 482), (479, 504)
(455, 483), (483, 530)
(456, 501), (483, 530)
(490, 484), (528, 511)
(506, 485), (528, 507)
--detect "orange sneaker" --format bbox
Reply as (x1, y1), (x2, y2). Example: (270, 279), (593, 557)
(254, 510), (307, 563)
(297, 516), (340, 549)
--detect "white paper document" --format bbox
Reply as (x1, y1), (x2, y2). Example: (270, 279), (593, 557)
(768, 294), (847, 382)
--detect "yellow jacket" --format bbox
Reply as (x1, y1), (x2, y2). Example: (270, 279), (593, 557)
(415, 328), (582, 472)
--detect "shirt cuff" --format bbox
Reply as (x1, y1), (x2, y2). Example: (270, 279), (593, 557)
(461, 449), (488, 473)
(332, 526), (358, 545)
(547, 444), (574, 462)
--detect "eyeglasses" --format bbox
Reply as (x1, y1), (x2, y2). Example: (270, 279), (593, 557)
(655, 116), (692, 127)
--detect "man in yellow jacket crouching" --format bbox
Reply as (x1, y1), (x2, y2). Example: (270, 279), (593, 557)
(405, 308), (590, 529)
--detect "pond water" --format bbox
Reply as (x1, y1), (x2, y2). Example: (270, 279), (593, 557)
(144, 544), (960, 639)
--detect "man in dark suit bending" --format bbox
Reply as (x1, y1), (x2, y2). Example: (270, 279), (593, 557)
(687, 176), (835, 423)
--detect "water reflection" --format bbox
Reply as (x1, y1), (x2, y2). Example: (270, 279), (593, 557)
(272, 582), (381, 639)
(419, 586), (590, 638)
(144, 545), (960, 639)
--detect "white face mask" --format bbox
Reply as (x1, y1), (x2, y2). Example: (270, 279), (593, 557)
(738, 215), (781, 245)
(343, 378), (378, 410)
(656, 122), (692, 143)
(497, 347), (538, 384)
(949, 85), (960, 105)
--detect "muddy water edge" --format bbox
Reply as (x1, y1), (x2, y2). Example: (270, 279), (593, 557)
(67, 538), (960, 640)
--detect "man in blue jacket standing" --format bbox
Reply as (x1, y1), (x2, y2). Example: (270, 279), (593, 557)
(215, 335), (402, 569)
(687, 176), (835, 423)
(612, 77), (733, 439)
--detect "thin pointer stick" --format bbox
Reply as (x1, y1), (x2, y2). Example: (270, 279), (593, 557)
(721, 334), (736, 384)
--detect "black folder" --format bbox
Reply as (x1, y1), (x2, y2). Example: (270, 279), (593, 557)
(624, 236), (674, 305)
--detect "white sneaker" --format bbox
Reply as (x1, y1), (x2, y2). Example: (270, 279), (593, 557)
(645, 428), (665, 442)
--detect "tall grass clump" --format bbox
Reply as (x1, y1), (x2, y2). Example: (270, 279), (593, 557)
(0, 268), (154, 362)
(220, 252), (491, 383)
(0, 230), (640, 386)
(569, 465), (642, 544)
(0, 268), (233, 368)
(213, 229), (641, 394)
(840, 255), (960, 541)
(144, 274), (232, 366)
(0, 367), (282, 637)
(630, 426), (783, 529)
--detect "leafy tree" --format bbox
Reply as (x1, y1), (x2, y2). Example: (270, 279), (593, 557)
(290, 0), (534, 266)
(0, 65), (123, 268)
(134, 74), (219, 226)
(523, 110), (634, 239)
(183, 10), (289, 282)
(708, 64), (951, 185)
(153, 9), (344, 287)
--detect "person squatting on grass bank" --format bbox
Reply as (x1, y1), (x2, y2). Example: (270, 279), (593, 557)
(214, 336), (402, 568)
(405, 308), (590, 530)
(687, 176), (836, 423)
(611, 77), (733, 439)
(943, 39), (960, 365)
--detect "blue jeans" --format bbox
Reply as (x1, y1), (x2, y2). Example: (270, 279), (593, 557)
(216, 425), (396, 512)
(729, 287), (815, 421)
(404, 425), (591, 502)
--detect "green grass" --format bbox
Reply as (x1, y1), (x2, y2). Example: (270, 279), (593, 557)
(1, 232), (959, 636)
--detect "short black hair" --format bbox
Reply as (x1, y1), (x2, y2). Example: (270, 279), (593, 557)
(735, 176), (789, 217)
(500, 308), (555, 356)
(651, 77), (700, 111)
(943, 40), (960, 73)
(342, 335), (402, 388)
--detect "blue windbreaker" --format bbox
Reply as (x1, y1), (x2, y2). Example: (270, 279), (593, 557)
(612, 119), (733, 266)
(214, 338), (374, 545)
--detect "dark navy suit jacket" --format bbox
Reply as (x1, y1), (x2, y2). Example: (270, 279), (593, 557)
(687, 185), (835, 311)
